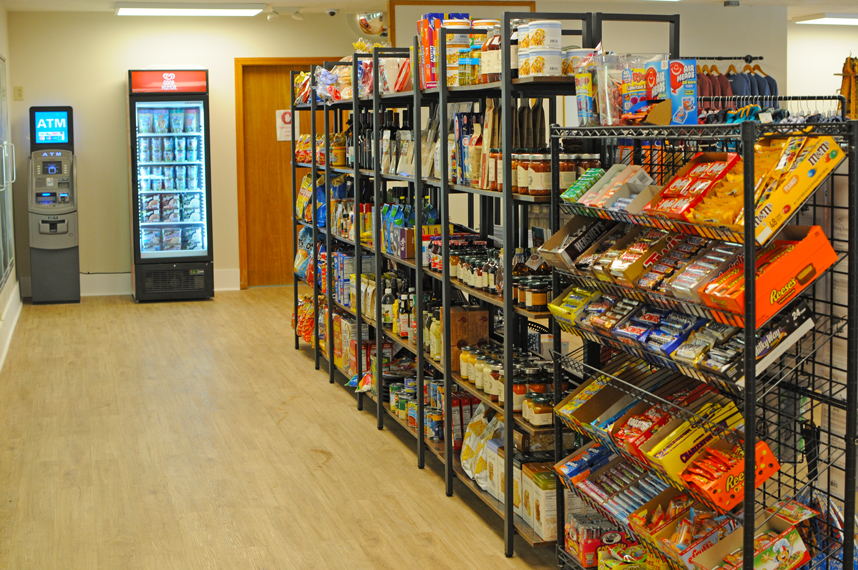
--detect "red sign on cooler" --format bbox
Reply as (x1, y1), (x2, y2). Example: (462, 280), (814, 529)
(130, 70), (208, 94)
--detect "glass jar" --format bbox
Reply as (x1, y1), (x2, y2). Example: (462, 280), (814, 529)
(510, 153), (521, 193)
(517, 153), (532, 195)
(512, 379), (528, 413)
(459, 346), (472, 380)
(528, 153), (551, 196)
(577, 153), (602, 178)
(488, 148), (500, 191)
(489, 362), (502, 402)
(482, 25), (502, 83)
(560, 153), (578, 190)
(457, 48), (471, 87)
(511, 277), (521, 306)
(517, 280), (530, 307)
(526, 283), (550, 312)
(473, 356), (489, 391)
(497, 366), (507, 405)
(530, 395), (554, 426)
(522, 392), (536, 422)
(467, 350), (483, 382)
(450, 250), (461, 279)
(469, 44), (483, 85)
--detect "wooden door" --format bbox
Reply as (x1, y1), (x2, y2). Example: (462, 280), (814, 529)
(237, 60), (322, 288)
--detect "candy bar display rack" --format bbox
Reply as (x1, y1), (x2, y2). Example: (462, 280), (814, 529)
(548, 120), (858, 570)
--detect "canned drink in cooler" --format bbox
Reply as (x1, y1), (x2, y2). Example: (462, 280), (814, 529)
(151, 167), (163, 190)
(175, 166), (187, 190)
(187, 165), (198, 190)
(187, 137), (198, 162)
(184, 108), (199, 133)
(163, 167), (175, 191)
(151, 137), (163, 162)
(175, 137), (186, 162)
(139, 167), (152, 190)
(169, 108), (184, 133)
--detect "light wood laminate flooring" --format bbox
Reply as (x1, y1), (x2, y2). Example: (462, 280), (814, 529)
(0, 288), (557, 570)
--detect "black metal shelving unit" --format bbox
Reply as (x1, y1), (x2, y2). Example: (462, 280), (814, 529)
(549, 119), (858, 570)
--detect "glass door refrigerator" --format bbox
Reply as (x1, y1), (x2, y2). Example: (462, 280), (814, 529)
(127, 69), (213, 301)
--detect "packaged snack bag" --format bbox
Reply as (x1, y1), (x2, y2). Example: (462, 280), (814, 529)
(153, 109), (170, 133)
(184, 108), (200, 133)
(138, 110), (154, 134)
(169, 108), (184, 133)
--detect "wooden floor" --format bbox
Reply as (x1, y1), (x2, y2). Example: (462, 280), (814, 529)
(0, 287), (557, 570)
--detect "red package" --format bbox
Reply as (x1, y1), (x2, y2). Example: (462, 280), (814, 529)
(394, 58), (413, 92)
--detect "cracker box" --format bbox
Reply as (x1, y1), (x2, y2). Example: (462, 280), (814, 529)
(754, 136), (846, 246)
(644, 59), (698, 125)
(691, 500), (817, 570)
(532, 470), (558, 540)
(332, 314), (343, 371)
(486, 439), (503, 500)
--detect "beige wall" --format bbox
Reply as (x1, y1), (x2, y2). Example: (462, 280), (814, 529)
(9, 11), (356, 293)
(0, 0), (19, 311)
(787, 22), (855, 101)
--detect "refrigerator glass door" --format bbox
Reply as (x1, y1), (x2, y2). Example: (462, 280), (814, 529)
(134, 100), (207, 259)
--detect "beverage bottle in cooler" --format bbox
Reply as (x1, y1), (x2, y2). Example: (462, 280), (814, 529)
(381, 288), (395, 327)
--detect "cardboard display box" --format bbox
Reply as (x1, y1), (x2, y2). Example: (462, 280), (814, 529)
(691, 500), (817, 570)
(539, 216), (617, 272)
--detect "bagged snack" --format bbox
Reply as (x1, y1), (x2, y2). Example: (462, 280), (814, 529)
(169, 108), (184, 133)
(138, 110), (154, 134)
(153, 109), (170, 134)
(184, 108), (200, 133)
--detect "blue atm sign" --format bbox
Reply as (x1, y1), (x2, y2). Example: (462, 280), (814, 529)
(34, 111), (69, 144)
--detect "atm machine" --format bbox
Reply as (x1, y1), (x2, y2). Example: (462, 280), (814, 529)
(28, 106), (80, 303)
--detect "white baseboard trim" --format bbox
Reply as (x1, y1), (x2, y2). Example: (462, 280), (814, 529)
(214, 268), (240, 291)
(80, 273), (133, 297)
(0, 280), (22, 373)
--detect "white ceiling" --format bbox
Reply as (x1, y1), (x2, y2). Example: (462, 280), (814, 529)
(5, 0), (856, 18)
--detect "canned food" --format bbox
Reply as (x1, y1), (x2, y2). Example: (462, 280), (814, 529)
(527, 20), (562, 50)
(529, 49), (562, 77)
(427, 408), (444, 441)
(407, 400), (418, 429)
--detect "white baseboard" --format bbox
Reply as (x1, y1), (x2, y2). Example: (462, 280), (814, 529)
(214, 268), (240, 291)
(80, 273), (133, 297)
(0, 280), (22, 373)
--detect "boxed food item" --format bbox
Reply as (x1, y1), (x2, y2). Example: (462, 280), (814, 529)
(628, 487), (696, 548)
(667, 243), (743, 305)
(539, 216), (617, 272)
(645, 153), (740, 221)
(607, 230), (683, 287)
(555, 441), (614, 488)
(332, 314), (343, 371)
(644, 60), (698, 126)
(181, 228), (203, 250)
(680, 438), (780, 513)
(181, 192), (202, 210)
(691, 500), (818, 570)
(548, 285), (601, 333)
(162, 229), (182, 250)
(161, 193), (179, 210)
(571, 223), (633, 279)
(522, 461), (552, 527)
(753, 136), (846, 245)
(565, 512), (639, 568)
(655, 506), (737, 570)
(181, 206), (201, 222)
(161, 208), (180, 223)
(572, 457), (671, 524)
(579, 165), (649, 207)
(532, 469), (558, 540)
(698, 226), (836, 328)
(142, 229), (161, 251)
(486, 439), (503, 500)
(141, 194), (160, 211)
(141, 209), (160, 224)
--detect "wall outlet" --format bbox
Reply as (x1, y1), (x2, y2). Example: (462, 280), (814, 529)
(13, 87), (22, 101)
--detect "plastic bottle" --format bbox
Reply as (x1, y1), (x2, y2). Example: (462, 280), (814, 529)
(381, 288), (395, 327)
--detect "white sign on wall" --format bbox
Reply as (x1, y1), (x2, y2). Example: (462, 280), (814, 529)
(276, 109), (298, 142)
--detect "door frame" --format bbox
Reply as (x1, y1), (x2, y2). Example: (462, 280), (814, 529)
(235, 57), (328, 289)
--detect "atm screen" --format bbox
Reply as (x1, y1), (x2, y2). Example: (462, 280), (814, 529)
(34, 111), (69, 144)
(42, 161), (62, 175)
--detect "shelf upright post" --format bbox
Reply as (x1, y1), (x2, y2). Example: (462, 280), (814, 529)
(413, 36), (426, 468)
(549, 97), (564, 554)
(843, 118), (858, 569)
(740, 120), (757, 570)
(310, 66), (321, 370)
(324, 92), (335, 384)
(290, 70), (299, 349)
(372, 47), (385, 430)
(439, 26), (455, 497)
(501, 11), (516, 558)
(354, 57), (365, 411)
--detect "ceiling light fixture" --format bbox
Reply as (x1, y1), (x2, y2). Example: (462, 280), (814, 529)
(115, 2), (265, 16)
(794, 13), (858, 25)
(292, 10), (304, 20)
(267, 10), (279, 20)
